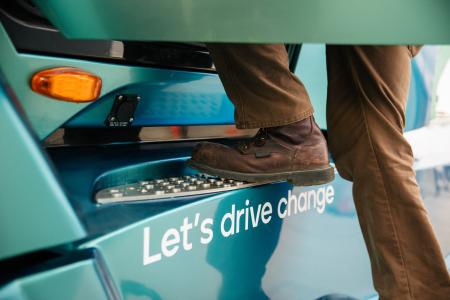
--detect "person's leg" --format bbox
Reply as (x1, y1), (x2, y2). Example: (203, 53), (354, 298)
(206, 43), (313, 129)
(189, 44), (334, 185)
(326, 45), (450, 299)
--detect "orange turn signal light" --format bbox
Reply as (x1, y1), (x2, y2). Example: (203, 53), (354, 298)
(31, 67), (102, 102)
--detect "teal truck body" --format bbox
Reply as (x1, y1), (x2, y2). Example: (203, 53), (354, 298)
(0, 1), (449, 299)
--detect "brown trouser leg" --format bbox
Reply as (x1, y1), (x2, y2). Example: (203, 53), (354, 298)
(326, 45), (450, 299)
(207, 44), (313, 129)
(206, 43), (450, 299)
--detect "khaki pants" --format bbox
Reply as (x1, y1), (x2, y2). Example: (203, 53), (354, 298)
(207, 44), (450, 299)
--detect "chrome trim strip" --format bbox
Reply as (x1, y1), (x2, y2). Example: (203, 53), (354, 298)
(44, 125), (257, 147)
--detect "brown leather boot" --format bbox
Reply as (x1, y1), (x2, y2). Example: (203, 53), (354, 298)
(188, 117), (334, 186)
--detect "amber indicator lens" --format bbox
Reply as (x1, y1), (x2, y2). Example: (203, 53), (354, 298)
(31, 67), (102, 102)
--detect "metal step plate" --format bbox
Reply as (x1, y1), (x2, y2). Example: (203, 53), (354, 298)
(95, 174), (263, 204)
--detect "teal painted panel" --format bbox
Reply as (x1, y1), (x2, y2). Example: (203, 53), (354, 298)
(0, 23), (231, 139)
(0, 260), (108, 300)
(79, 179), (377, 299)
(34, 0), (450, 44)
(0, 86), (84, 260)
(65, 75), (235, 128)
(79, 184), (290, 299)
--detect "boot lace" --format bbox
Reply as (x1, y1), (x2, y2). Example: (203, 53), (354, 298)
(238, 128), (268, 151)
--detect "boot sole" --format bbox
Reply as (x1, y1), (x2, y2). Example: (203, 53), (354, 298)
(187, 160), (335, 187)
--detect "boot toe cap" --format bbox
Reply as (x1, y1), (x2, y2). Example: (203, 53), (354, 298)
(191, 142), (228, 167)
